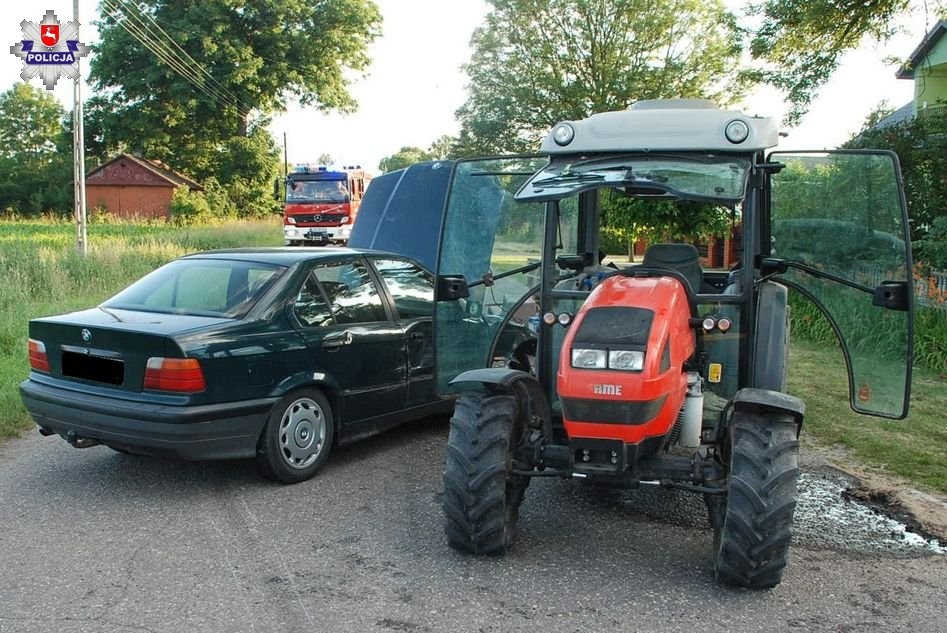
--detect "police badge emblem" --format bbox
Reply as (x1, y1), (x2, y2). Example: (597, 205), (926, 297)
(9, 10), (91, 90)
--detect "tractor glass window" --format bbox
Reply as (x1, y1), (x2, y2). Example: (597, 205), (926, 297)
(517, 155), (751, 204)
(770, 151), (912, 418)
(435, 157), (549, 392)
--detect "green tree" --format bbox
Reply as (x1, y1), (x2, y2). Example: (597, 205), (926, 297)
(428, 135), (457, 160)
(0, 83), (71, 214)
(601, 191), (734, 260)
(378, 146), (434, 173)
(745, 0), (916, 125)
(455, 0), (748, 156)
(90, 0), (381, 215)
(845, 104), (947, 252)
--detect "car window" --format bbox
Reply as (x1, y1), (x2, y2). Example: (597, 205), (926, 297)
(373, 258), (434, 319)
(293, 273), (334, 327)
(103, 258), (284, 318)
(309, 259), (387, 325)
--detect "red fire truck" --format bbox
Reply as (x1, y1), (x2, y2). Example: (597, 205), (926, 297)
(281, 166), (370, 246)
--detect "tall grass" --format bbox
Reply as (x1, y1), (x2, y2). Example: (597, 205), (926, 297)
(788, 292), (947, 372)
(0, 217), (282, 438)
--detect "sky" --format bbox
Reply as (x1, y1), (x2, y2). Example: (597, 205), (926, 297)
(0, 1), (934, 175)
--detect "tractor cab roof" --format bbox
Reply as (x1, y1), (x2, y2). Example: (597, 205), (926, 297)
(517, 100), (777, 204)
(539, 99), (779, 155)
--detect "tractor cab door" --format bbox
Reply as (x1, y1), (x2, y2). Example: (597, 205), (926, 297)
(432, 157), (549, 394)
(767, 151), (913, 418)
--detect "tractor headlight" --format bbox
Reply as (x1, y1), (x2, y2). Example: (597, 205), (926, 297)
(608, 350), (644, 371)
(572, 348), (606, 369)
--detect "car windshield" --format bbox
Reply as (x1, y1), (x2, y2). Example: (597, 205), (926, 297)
(103, 258), (286, 318)
(287, 179), (349, 203)
(516, 154), (751, 203)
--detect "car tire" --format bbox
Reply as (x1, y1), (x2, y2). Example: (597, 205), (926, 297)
(256, 388), (334, 484)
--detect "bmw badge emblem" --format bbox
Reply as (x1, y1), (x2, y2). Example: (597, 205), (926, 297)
(80, 328), (92, 343)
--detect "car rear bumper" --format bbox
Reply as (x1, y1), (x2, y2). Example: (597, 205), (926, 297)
(20, 378), (278, 461)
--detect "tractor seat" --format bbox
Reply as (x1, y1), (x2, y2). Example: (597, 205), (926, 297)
(642, 243), (710, 294)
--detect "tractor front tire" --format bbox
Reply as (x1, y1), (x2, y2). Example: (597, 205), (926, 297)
(714, 413), (800, 589)
(442, 392), (529, 555)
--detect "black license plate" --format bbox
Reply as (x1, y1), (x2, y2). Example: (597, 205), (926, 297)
(61, 351), (124, 385)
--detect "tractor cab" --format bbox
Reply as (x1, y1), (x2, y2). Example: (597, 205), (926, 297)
(431, 99), (914, 588)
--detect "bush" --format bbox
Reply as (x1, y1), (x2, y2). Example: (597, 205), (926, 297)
(915, 217), (947, 271)
(168, 186), (212, 225)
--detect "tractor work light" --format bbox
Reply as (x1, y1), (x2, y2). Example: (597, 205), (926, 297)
(557, 312), (573, 326)
(702, 316), (717, 331)
(725, 119), (750, 144)
(572, 348), (606, 369)
(717, 317), (732, 332)
(608, 350), (644, 371)
(542, 312), (557, 326)
(552, 123), (575, 146)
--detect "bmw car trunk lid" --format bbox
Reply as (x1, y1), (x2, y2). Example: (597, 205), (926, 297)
(28, 307), (232, 393)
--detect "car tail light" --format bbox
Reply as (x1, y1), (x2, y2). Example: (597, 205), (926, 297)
(28, 339), (50, 372)
(144, 357), (206, 392)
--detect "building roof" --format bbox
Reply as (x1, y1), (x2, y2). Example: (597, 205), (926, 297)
(896, 20), (947, 79)
(86, 153), (203, 190)
(873, 101), (915, 128)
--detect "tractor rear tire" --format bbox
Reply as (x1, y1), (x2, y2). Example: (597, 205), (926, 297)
(442, 391), (529, 555)
(714, 412), (800, 589)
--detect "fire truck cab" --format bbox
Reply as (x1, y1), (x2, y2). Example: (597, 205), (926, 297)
(281, 165), (370, 246)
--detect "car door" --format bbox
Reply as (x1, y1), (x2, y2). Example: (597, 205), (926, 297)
(290, 256), (407, 424)
(370, 256), (437, 408)
(767, 150), (913, 419)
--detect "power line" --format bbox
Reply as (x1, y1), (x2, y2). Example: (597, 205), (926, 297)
(99, 0), (252, 119)
(101, 0), (247, 116)
(112, 0), (254, 115)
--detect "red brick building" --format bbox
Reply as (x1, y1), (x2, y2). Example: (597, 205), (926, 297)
(85, 153), (202, 219)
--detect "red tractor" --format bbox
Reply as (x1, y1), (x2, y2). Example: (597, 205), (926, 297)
(431, 100), (914, 588)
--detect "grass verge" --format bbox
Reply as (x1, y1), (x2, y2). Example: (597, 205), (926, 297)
(789, 341), (947, 494)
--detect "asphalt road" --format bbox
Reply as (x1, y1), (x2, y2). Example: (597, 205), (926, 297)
(1, 418), (945, 633)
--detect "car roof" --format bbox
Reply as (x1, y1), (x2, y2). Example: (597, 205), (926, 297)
(178, 247), (424, 268)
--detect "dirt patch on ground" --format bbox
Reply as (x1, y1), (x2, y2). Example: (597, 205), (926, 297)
(801, 433), (947, 543)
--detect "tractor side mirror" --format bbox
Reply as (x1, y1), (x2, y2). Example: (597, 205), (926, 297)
(872, 280), (910, 311)
(273, 178), (280, 200)
(436, 275), (469, 301)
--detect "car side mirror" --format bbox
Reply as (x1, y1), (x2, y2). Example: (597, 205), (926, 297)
(436, 275), (469, 301)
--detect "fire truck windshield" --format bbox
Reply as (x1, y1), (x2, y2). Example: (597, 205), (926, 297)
(286, 179), (350, 203)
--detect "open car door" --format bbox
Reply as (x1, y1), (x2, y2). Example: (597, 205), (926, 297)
(767, 150), (913, 419)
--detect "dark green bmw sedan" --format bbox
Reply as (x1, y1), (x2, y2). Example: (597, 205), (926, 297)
(20, 248), (452, 484)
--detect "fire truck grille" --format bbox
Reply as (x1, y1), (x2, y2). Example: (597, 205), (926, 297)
(293, 214), (343, 225)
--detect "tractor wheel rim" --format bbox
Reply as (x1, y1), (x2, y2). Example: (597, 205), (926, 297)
(278, 397), (325, 469)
